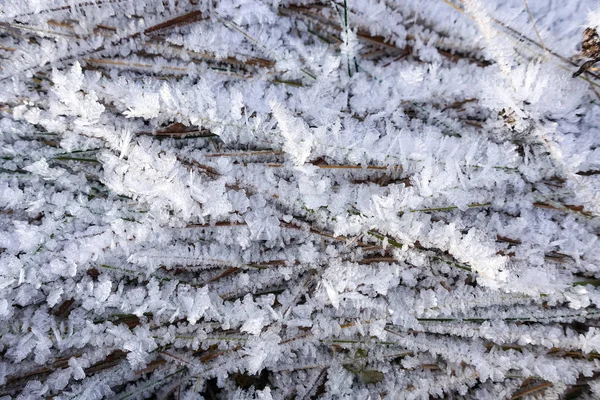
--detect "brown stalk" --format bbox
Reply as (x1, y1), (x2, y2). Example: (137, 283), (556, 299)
(496, 235), (522, 245)
(135, 358), (167, 375)
(86, 57), (187, 71)
(176, 156), (221, 178)
(186, 221), (247, 228)
(533, 202), (592, 217)
(283, 4), (488, 67)
(0, 21), (82, 39)
(511, 381), (553, 400)
(523, 0), (547, 55)
(206, 267), (241, 284)
(87, 55), (252, 78)
(358, 257), (397, 264)
(279, 220), (347, 242)
(206, 150), (284, 157)
(160, 351), (193, 367)
(138, 123), (212, 138)
(281, 5), (400, 51)
(145, 38), (276, 69)
(85, 350), (128, 374)
(265, 163), (401, 171)
(143, 10), (206, 35)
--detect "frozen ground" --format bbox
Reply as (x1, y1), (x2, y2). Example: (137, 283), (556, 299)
(1, 0), (600, 398)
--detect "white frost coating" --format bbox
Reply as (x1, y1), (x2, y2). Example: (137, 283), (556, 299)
(0, 0), (599, 398)
(448, 228), (508, 289)
(322, 279), (340, 309)
(270, 101), (313, 166)
(50, 62), (105, 124)
(23, 158), (65, 181)
(178, 286), (212, 325)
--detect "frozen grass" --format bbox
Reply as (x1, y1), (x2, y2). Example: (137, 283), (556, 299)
(1, 0), (600, 399)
